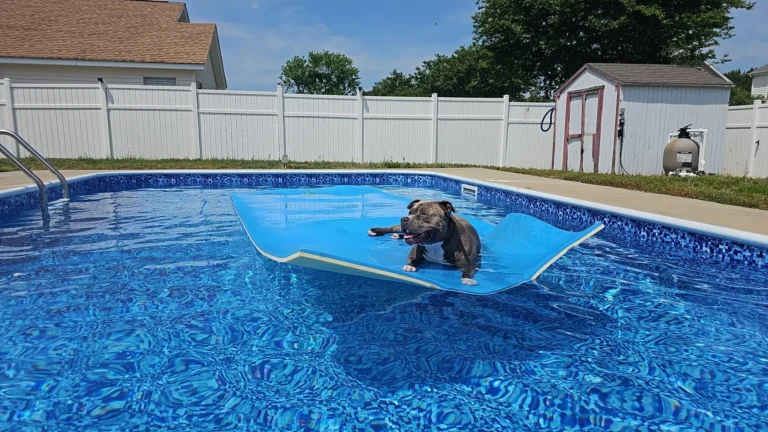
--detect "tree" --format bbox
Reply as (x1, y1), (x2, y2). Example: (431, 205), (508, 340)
(367, 70), (424, 96)
(366, 46), (526, 98)
(413, 45), (527, 98)
(725, 68), (764, 106)
(473, 0), (756, 97)
(279, 51), (361, 95)
(729, 87), (764, 106)
(725, 68), (755, 92)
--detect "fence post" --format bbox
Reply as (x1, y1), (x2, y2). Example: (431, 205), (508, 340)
(1, 78), (19, 157)
(190, 83), (202, 159)
(277, 85), (286, 162)
(498, 95), (510, 167)
(357, 87), (364, 163)
(747, 99), (762, 177)
(431, 93), (439, 163)
(98, 81), (114, 158)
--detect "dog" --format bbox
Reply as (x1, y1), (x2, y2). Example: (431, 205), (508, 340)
(367, 199), (481, 286)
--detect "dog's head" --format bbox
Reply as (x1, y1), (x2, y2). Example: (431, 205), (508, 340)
(400, 200), (456, 245)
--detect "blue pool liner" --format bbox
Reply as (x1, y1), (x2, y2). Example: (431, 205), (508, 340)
(232, 186), (604, 295)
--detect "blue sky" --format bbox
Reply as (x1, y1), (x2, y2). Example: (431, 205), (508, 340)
(185, 0), (768, 91)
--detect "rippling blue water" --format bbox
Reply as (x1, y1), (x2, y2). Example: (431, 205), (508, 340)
(1, 185), (767, 431)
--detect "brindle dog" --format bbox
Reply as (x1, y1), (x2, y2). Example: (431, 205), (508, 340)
(368, 200), (481, 286)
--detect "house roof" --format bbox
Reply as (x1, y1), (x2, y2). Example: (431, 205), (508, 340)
(0, 0), (215, 66)
(559, 63), (733, 95)
(749, 64), (768, 76)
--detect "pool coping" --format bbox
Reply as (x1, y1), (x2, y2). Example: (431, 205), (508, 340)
(2, 169), (768, 250)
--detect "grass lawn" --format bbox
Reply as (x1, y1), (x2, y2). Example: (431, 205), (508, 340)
(2, 158), (768, 211)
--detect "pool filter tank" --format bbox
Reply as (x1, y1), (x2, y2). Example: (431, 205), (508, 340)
(663, 125), (701, 176)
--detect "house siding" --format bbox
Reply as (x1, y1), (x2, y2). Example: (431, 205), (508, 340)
(195, 55), (218, 89)
(0, 63), (196, 86)
(752, 74), (768, 98)
(620, 86), (730, 175)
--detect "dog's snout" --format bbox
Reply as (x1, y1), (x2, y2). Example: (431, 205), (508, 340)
(400, 216), (409, 225)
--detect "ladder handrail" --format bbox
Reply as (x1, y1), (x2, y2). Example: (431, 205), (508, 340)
(0, 129), (69, 199)
(0, 141), (50, 221)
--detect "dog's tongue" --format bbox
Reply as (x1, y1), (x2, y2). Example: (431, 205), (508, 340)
(404, 234), (414, 239)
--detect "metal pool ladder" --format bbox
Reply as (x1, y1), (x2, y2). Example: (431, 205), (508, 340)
(0, 129), (70, 220)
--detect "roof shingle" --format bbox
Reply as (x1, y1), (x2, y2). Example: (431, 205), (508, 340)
(586, 63), (732, 88)
(0, 0), (215, 65)
(749, 64), (768, 76)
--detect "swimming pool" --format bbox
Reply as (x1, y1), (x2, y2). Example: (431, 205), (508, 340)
(1, 171), (767, 430)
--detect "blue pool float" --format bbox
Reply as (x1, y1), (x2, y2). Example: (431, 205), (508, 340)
(232, 186), (603, 295)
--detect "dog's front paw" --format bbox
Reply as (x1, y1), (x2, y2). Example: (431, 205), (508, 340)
(391, 233), (404, 239)
(461, 278), (478, 286)
(402, 265), (417, 272)
(367, 229), (379, 237)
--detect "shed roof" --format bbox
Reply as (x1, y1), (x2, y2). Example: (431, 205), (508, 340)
(749, 64), (768, 76)
(560, 63), (733, 94)
(588, 63), (732, 87)
(0, 0), (215, 65)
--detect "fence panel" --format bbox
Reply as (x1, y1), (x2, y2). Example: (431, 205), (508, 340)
(505, 103), (555, 169)
(284, 95), (357, 162)
(107, 85), (195, 158)
(0, 80), (14, 156)
(436, 98), (504, 165)
(12, 84), (104, 158)
(723, 102), (768, 177)
(198, 91), (279, 159)
(753, 105), (768, 177)
(363, 97), (432, 163)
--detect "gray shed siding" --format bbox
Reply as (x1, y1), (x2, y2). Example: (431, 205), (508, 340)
(620, 86), (730, 175)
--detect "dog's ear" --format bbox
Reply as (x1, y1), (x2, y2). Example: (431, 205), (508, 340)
(407, 199), (421, 210)
(438, 201), (456, 214)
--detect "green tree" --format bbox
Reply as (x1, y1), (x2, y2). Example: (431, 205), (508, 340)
(725, 68), (755, 92)
(725, 68), (764, 106)
(413, 45), (527, 98)
(367, 70), (424, 96)
(729, 87), (765, 106)
(473, 0), (756, 97)
(279, 51), (361, 95)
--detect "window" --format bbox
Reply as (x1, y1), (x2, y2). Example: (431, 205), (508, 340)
(143, 77), (177, 86)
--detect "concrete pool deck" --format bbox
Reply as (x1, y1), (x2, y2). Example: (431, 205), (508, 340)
(2, 167), (768, 236)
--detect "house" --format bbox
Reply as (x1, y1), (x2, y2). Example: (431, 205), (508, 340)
(749, 65), (768, 98)
(553, 63), (732, 175)
(0, 0), (226, 89)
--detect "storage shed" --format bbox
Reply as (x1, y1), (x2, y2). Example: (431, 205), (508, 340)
(553, 63), (732, 175)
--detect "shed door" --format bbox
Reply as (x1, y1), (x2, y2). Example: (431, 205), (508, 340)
(566, 96), (583, 171)
(562, 87), (605, 172)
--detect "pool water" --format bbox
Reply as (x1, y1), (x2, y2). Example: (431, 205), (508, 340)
(0, 185), (766, 431)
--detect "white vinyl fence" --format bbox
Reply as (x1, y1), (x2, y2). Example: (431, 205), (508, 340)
(722, 100), (768, 178)
(2, 78), (766, 177)
(0, 79), (555, 168)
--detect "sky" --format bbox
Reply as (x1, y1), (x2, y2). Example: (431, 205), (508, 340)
(184, 0), (768, 91)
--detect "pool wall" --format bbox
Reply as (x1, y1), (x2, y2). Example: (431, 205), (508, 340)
(0, 170), (766, 268)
